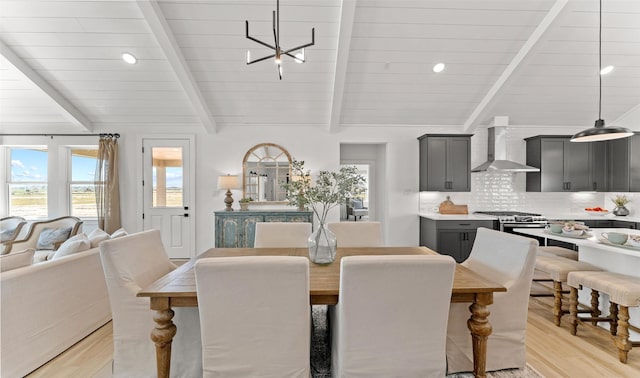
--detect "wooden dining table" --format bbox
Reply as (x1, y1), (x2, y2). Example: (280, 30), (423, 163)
(138, 246), (506, 378)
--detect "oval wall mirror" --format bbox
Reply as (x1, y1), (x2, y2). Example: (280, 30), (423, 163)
(242, 143), (292, 202)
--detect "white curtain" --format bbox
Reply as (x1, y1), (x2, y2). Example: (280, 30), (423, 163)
(95, 135), (121, 234)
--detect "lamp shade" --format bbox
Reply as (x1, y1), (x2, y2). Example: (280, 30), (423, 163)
(217, 175), (240, 190)
(570, 119), (634, 142)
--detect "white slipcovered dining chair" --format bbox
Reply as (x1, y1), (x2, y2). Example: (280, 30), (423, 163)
(330, 255), (456, 377)
(99, 229), (202, 377)
(253, 222), (312, 248)
(327, 221), (383, 247)
(446, 227), (538, 373)
(194, 256), (310, 377)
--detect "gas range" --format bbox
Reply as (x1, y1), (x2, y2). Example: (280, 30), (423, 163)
(474, 211), (548, 224)
(473, 211), (548, 232)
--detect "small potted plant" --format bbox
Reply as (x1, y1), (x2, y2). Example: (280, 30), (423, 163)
(611, 194), (631, 216)
(239, 197), (253, 211)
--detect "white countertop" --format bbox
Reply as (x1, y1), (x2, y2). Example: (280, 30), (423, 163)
(420, 212), (640, 223)
(514, 227), (640, 258)
(543, 213), (640, 222)
(419, 213), (498, 221)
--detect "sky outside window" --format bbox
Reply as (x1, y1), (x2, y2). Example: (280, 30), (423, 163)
(11, 148), (47, 182)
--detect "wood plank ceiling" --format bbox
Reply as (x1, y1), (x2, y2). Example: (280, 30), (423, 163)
(0, 0), (639, 134)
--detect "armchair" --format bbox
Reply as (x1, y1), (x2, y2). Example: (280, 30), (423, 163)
(0, 216), (27, 254)
(346, 198), (368, 221)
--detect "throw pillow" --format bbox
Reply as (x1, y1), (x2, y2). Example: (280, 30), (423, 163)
(351, 199), (363, 209)
(1, 227), (16, 242)
(0, 248), (35, 272)
(110, 228), (128, 239)
(50, 233), (91, 260)
(88, 228), (110, 248)
(36, 227), (72, 250)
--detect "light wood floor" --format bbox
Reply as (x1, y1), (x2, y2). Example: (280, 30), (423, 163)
(26, 287), (640, 377)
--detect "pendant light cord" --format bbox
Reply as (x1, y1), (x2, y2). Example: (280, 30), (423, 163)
(598, 0), (602, 120)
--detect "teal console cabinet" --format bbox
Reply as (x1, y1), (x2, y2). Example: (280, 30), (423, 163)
(214, 210), (313, 248)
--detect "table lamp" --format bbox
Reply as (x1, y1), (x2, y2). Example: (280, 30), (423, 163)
(218, 174), (240, 211)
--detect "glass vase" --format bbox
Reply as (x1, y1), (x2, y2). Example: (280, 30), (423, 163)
(308, 223), (337, 265)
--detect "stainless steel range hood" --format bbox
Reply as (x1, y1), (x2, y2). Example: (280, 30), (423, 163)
(471, 126), (540, 173)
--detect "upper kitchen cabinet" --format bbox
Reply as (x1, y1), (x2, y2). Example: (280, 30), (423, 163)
(525, 136), (606, 192)
(418, 134), (473, 192)
(608, 133), (640, 192)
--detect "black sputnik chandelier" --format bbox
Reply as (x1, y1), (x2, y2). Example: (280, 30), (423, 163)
(245, 0), (315, 80)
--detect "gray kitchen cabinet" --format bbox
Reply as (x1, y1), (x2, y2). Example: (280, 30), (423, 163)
(581, 219), (636, 229)
(608, 133), (640, 192)
(418, 134), (472, 192)
(420, 218), (497, 262)
(525, 136), (605, 192)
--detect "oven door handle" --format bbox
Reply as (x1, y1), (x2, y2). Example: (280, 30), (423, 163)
(503, 223), (548, 228)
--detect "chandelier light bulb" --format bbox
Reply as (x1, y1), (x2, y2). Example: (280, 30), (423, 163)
(294, 49), (305, 63)
(246, 50), (251, 64)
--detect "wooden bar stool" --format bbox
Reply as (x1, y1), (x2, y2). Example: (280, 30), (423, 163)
(534, 255), (602, 325)
(568, 271), (640, 363)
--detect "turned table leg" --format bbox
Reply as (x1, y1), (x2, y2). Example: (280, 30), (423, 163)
(467, 292), (493, 378)
(150, 298), (176, 378)
(615, 305), (632, 364)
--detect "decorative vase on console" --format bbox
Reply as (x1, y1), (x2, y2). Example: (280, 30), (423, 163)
(611, 194), (630, 216)
(282, 160), (365, 265)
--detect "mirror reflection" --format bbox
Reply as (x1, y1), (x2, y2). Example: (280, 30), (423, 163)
(243, 143), (292, 202)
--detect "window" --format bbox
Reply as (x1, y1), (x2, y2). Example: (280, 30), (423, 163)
(8, 147), (48, 219)
(69, 148), (98, 218)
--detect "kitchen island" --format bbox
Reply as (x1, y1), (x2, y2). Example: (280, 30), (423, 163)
(515, 227), (640, 334)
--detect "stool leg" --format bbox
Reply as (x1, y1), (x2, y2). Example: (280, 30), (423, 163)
(569, 287), (579, 335)
(590, 289), (601, 325)
(615, 305), (632, 364)
(610, 302), (618, 336)
(553, 280), (564, 326)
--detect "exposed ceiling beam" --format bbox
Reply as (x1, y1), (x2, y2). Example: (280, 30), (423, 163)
(462, 0), (569, 133)
(328, 0), (357, 133)
(137, 0), (217, 134)
(0, 39), (93, 132)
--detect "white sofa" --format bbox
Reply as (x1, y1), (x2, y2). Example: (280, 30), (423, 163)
(2, 216), (83, 261)
(0, 247), (111, 377)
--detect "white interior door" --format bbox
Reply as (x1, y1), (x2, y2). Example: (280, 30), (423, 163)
(142, 138), (192, 258)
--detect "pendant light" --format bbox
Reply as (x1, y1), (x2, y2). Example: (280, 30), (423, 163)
(245, 0), (315, 80)
(570, 0), (633, 142)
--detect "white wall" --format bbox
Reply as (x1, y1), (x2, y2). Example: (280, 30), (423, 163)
(108, 124), (432, 253)
(3, 121), (638, 255)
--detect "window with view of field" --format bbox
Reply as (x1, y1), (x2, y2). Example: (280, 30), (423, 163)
(9, 147), (48, 219)
(70, 148), (98, 218)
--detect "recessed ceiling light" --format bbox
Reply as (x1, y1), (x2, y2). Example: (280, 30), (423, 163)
(122, 52), (137, 64)
(600, 65), (614, 75)
(433, 63), (445, 73)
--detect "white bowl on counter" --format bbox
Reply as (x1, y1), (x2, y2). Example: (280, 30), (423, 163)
(584, 210), (609, 216)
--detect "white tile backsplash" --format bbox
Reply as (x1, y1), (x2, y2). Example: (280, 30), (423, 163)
(419, 172), (615, 215)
